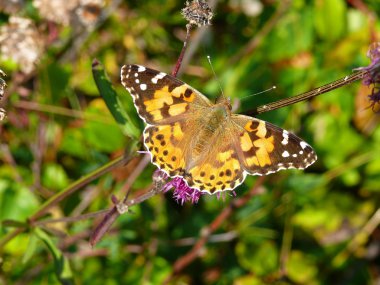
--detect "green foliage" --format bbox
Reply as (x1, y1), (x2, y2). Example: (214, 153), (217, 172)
(0, 0), (379, 284)
(34, 228), (74, 285)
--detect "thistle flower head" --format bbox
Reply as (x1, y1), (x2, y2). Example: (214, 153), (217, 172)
(75, 0), (103, 26)
(356, 42), (380, 112)
(163, 177), (203, 205)
(181, 0), (213, 27)
(367, 42), (380, 62)
(153, 170), (204, 204)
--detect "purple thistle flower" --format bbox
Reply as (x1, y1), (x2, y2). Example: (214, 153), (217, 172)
(152, 170), (239, 204)
(163, 177), (203, 205)
(153, 170), (204, 204)
(356, 42), (380, 112)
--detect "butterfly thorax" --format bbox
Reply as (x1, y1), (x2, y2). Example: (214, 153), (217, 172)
(192, 103), (231, 158)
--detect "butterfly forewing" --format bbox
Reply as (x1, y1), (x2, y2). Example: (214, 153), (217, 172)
(121, 65), (211, 125)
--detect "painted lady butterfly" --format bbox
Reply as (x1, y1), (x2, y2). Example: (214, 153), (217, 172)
(121, 65), (317, 193)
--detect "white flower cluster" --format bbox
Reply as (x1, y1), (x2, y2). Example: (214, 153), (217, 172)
(0, 0), (24, 14)
(32, 0), (104, 26)
(0, 17), (44, 74)
(0, 69), (6, 121)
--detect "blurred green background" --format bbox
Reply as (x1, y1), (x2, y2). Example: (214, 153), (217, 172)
(1, 0), (380, 284)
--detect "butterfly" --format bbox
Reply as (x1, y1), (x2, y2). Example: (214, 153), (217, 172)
(121, 65), (317, 194)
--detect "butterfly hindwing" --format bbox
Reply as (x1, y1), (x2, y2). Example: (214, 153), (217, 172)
(144, 122), (187, 176)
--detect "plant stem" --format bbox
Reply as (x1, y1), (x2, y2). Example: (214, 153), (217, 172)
(0, 152), (137, 251)
(31, 155), (130, 221)
(172, 24), (192, 77)
(247, 70), (369, 116)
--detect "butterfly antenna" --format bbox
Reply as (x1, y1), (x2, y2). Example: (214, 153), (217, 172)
(240, 86), (277, 100)
(207, 55), (225, 98)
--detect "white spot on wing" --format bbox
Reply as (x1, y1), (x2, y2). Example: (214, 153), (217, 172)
(281, 130), (289, 145)
(282, 151), (290, 158)
(151, 72), (166, 84)
(138, 66), (146, 72)
(140, 84), (147, 90)
(300, 141), (308, 149)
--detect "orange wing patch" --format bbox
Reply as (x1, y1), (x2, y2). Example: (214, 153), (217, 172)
(232, 115), (317, 176)
(142, 85), (196, 121)
(240, 120), (275, 168)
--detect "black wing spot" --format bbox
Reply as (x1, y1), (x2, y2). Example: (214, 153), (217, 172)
(184, 88), (193, 98)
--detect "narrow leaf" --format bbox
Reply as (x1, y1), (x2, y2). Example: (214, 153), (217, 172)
(22, 233), (38, 264)
(92, 59), (140, 140)
(35, 228), (74, 285)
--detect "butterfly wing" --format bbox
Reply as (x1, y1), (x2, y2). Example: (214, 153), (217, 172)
(121, 64), (212, 125)
(231, 114), (317, 175)
(144, 121), (189, 178)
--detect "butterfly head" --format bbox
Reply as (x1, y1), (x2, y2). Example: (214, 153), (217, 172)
(216, 96), (232, 110)
(213, 97), (232, 120)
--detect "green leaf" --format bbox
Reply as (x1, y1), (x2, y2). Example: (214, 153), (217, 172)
(83, 103), (126, 153)
(39, 62), (71, 104)
(35, 228), (74, 285)
(266, 7), (314, 61)
(236, 239), (278, 276)
(287, 251), (318, 284)
(314, 0), (347, 41)
(234, 275), (266, 285)
(42, 163), (70, 191)
(22, 233), (39, 264)
(0, 178), (40, 234)
(60, 128), (88, 158)
(92, 59), (141, 140)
